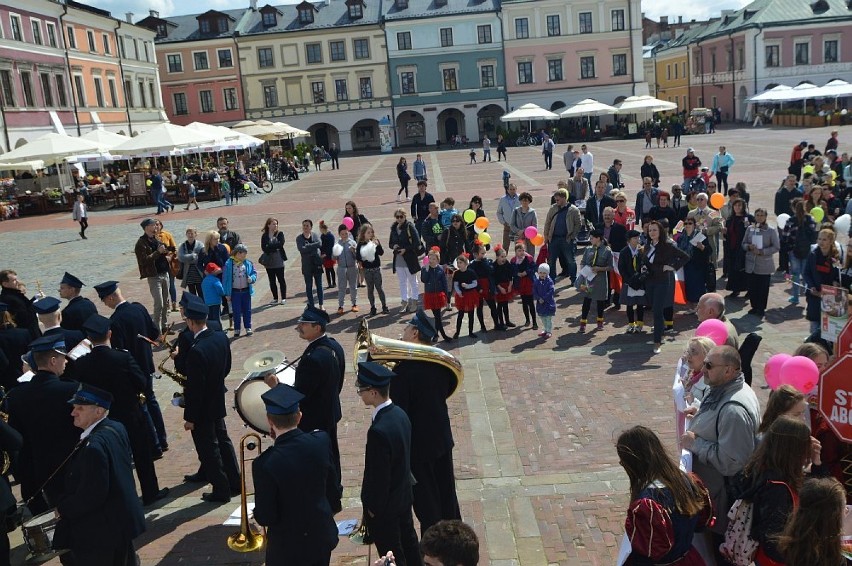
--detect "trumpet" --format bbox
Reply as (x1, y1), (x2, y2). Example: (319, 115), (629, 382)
(227, 433), (265, 553)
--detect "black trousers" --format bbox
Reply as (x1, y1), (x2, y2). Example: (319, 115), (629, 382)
(265, 267), (287, 301)
(191, 418), (240, 496)
(120, 411), (160, 503)
(748, 273), (771, 313)
(410, 452), (461, 536)
(366, 510), (423, 566)
(67, 539), (136, 566)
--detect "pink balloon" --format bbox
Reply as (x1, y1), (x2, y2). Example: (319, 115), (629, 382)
(524, 226), (538, 239)
(779, 356), (820, 394)
(764, 353), (792, 390)
(422, 255), (429, 267)
(342, 217), (355, 231)
(695, 319), (728, 346)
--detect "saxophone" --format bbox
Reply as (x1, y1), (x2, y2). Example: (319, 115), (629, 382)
(157, 323), (188, 406)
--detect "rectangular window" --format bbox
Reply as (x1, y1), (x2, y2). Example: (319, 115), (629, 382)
(167, 54), (182, 73)
(334, 78), (348, 101)
(440, 28), (453, 47)
(400, 71), (415, 94)
(200, 19), (211, 33)
(144, 42), (150, 62)
(131, 38), (138, 59)
(306, 43), (322, 64)
(611, 9), (625, 31)
(825, 40), (838, 63)
(738, 46), (745, 69)
(580, 56), (596, 78)
(73, 75), (85, 106)
(93, 77), (104, 107)
(263, 84), (277, 107)
(353, 38), (370, 59)
(442, 68), (458, 91)
(46, 23), (56, 47)
(330, 40), (345, 61)
(262, 11), (276, 26)
(108, 78), (117, 107)
(666, 64), (671, 80)
(10, 15), (22, 41)
(173, 92), (188, 115)
(795, 42), (809, 65)
(547, 59), (563, 81)
(87, 30), (96, 52)
(765, 45), (780, 67)
(40, 73), (52, 106)
(55, 75), (67, 106)
(397, 31), (412, 50)
(200, 90), (213, 113)
(480, 64), (495, 87)
(0, 71), (14, 106)
(613, 53), (627, 76)
(477, 25), (492, 44)
(118, 36), (125, 58)
(149, 83), (156, 107)
(518, 61), (533, 84)
(193, 52), (209, 70)
(359, 77), (373, 99)
(31, 20), (42, 45)
(124, 79), (133, 107)
(681, 61), (686, 77)
(515, 18), (528, 39)
(674, 63), (678, 79)
(223, 87), (238, 110)
(66, 26), (76, 48)
(20, 72), (34, 106)
(579, 12), (593, 34)
(102, 34), (110, 54)
(218, 49), (233, 68)
(311, 81), (325, 103)
(138, 80), (146, 108)
(546, 15), (560, 36)
(258, 47), (274, 68)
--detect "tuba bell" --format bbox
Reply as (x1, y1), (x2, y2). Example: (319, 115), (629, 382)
(353, 319), (463, 397)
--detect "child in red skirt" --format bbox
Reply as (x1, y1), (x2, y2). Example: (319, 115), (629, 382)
(421, 248), (451, 341)
(319, 220), (337, 288)
(511, 243), (537, 329)
(470, 244), (497, 333)
(452, 254), (479, 339)
(492, 246), (515, 329)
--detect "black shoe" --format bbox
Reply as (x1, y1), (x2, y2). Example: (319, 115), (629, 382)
(532, 323), (539, 330)
(370, 307), (377, 316)
(201, 492), (231, 503)
(152, 451), (163, 461)
(381, 306), (389, 314)
(161, 443), (169, 452)
(505, 321), (517, 327)
(143, 487), (170, 506)
(184, 473), (205, 483)
(442, 334), (453, 341)
(469, 332), (478, 338)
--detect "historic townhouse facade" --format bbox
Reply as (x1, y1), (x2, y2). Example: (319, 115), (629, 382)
(501, 0), (648, 113)
(237, 1), (391, 151)
(0, 0), (164, 153)
(382, 0), (505, 146)
(138, 8), (249, 127)
(653, 26), (699, 112)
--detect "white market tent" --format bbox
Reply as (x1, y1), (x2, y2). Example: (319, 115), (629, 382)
(112, 123), (217, 158)
(747, 85), (793, 103)
(615, 95), (678, 114)
(559, 99), (618, 118)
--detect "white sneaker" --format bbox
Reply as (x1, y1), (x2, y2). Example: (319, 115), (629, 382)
(279, 299), (286, 305)
(269, 300), (278, 306)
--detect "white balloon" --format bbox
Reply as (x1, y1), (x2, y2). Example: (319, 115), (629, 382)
(835, 213), (851, 236)
(776, 213), (790, 230)
(474, 225), (485, 234)
(332, 243), (343, 257)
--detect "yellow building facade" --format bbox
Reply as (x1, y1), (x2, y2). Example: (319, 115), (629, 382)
(654, 46), (689, 111)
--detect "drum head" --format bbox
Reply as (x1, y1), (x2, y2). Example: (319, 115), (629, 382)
(234, 379), (270, 435)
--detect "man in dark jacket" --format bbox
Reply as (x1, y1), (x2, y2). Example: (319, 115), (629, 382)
(58, 272), (98, 332)
(357, 362), (422, 566)
(56, 384), (146, 565)
(391, 312), (461, 535)
(253, 384), (339, 565)
(774, 175), (802, 273)
(134, 218), (171, 332)
(0, 270), (40, 339)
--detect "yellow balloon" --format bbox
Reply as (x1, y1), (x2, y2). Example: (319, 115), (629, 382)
(463, 209), (476, 224)
(478, 232), (492, 245)
(146, 179), (152, 187)
(811, 206), (825, 222)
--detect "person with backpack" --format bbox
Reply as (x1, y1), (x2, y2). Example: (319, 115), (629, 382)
(781, 199), (817, 305)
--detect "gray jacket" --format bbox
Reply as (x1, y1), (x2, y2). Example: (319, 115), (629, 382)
(177, 239), (204, 287)
(497, 194), (519, 227)
(742, 225), (779, 275)
(510, 207), (538, 240)
(687, 374), (760, 533)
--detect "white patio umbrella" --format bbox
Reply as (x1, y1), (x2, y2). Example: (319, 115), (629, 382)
(232, 120), (279, 139)
(112, 123), (217, 158)
(747, 85), (792, 103)
(812, 79), (852, 109)
(616, 95), (678, 114)
(0, 133), (101, 166)
(500, 103), (559, 135)
(279, 124), (310, 137)
(0, 159), (45, 171)
(559, 99), (618, 117)
(79, 129), (130, 151)
(769, 82), (821, 111)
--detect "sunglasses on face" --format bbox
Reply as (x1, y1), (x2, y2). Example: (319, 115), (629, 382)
(395, 215), (404, 219)
(616, 199), (626, 203)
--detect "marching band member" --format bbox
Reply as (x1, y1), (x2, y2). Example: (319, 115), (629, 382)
(58, 272), (98, 332)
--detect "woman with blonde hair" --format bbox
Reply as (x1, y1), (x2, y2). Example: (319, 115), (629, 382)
(198, 229), (231, 328)
(803, 228), (842, 335)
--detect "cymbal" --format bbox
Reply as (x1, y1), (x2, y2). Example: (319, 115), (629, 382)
(243, 350), (286, 373)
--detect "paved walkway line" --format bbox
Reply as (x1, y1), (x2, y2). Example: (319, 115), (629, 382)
(428, 152), (446, 193)
(343, 156), (388, 199)
(500, 159), (540, 187)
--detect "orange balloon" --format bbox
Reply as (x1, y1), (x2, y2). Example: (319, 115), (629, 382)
(709, 192), (725, 210)
(531, 234), (545, 246)
(474, 217), (489, 230)
(223, 243), (231, 254)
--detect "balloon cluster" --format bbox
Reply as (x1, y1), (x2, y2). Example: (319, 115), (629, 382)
(521, 226), (545, 247)
(764, 353), (820, 393)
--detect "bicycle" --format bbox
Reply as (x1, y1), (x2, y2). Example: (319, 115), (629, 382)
(515, 133), (540, 147)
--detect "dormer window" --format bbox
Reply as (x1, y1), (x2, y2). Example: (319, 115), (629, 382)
(218, 17), (228, 32)
(156, 24), (167, 37)
(200, 19), (211, 33)
(262, 11), (276, 26)
(297, 2), (316, 24)
(395, 0), (408, 9)
(348, 1), (363, 19)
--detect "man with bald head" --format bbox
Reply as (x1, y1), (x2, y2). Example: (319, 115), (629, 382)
(696, 292), (739, 349)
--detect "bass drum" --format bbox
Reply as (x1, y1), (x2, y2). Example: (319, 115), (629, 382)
(234, 363), (296, 434)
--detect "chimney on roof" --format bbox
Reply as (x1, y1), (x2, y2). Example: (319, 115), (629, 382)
(250, 0), (257, 9)
(149, 10), (159, 18)
(678, 15), (683, 23)
(660, 15), (668, 26)
(125, 12), (134, 23)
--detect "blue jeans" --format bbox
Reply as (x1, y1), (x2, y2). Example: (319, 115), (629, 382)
(548, 237), (577, 281)
(156, 193), (172, 214)
(230, 288), (252, 331)
(304, 271), (324, 306)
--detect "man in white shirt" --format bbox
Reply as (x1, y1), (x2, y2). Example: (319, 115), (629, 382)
(580, 144), (594, 184)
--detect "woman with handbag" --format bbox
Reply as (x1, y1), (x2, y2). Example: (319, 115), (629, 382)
(642, 220), (689, 354)
(389, 209), (421, 313)
(178, 227), (204, 298)
(260, 217), (287, 305)
(296, 219), (325, 309)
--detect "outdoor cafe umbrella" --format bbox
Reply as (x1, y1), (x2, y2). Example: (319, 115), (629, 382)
(232, 120), (279, 139)
(559, 99), (618, 118)
(500, 103), (559, 133)
(0, 133), (101, 166)
(616, 95), (678, 114)
(811, 79), (852, 109)
(747, 84), (793, 103)
(112, 123), (216, 158)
